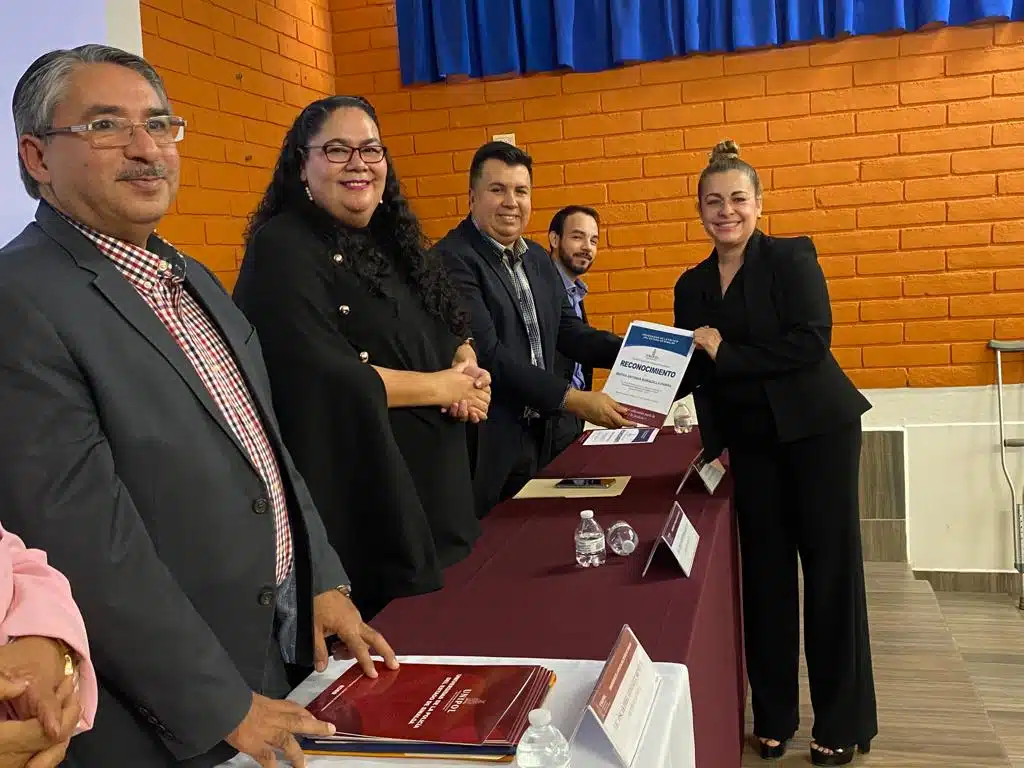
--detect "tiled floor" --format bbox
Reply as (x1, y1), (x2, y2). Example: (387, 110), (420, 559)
(937, 591), (1024, 768)
(739, 563), (1013, 767)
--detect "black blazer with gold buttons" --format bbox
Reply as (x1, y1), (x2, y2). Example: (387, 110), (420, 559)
(673, 229), (871, 459)
(233, 210), (481, 621)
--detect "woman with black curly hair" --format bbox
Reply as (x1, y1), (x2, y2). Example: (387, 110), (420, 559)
(233, 95), (488, 620)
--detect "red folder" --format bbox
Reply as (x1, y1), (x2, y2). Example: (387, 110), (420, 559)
(302, 661), (555, 760)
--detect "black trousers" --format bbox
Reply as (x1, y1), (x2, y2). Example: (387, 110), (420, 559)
(498, 419), (549, 505)
(728, 420), (877, 747)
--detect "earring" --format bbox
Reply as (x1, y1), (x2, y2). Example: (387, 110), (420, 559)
(304, 184), (314, 201)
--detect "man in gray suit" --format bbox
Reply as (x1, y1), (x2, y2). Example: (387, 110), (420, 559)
(0, 44), (397, 767)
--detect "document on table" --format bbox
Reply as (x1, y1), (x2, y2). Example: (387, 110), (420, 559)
(602, 321), (696, 428)
(584, 428), (659, 446)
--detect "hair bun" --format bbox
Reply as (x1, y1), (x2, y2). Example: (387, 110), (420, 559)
(709, 139), (741, 162)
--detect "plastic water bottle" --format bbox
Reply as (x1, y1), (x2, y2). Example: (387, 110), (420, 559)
(515, 709), (571, 767)
(574, 510), (606, 567)
(606, 520), (639, 556)
(672, 403), (693, 434)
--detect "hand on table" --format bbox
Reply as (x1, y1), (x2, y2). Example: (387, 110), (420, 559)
(224, 693), (335, 768)
(312, 589), (399, 677)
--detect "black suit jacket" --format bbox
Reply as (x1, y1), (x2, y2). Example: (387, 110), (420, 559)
(431, 217), (621, 511)
(0, 203), (347, 766)
(673, 230), (870, 459)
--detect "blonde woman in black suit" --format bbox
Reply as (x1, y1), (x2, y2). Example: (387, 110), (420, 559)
(673, 141), (877, 765)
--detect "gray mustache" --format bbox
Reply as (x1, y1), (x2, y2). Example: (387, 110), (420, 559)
(118, 166), (166, 180)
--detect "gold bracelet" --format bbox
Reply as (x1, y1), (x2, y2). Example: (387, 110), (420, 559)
(51, 639), (76, 677)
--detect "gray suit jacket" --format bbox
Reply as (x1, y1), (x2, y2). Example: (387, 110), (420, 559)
(0, 202), (347, 766)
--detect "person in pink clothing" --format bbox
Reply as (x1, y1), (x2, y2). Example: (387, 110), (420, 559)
(0, 522), (96, 767)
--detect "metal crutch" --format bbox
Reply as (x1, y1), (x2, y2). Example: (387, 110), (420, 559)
(988, 339), (1024, 610)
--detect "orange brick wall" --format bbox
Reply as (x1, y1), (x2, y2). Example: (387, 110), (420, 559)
(140, 0), (335, 291)
(141, 0), (1024, 389)
(330, 5), (1024, 389)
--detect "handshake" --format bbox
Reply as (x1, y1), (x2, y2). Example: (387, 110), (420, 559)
(437, 342), (492, 423)
(430, 341), (635, 431)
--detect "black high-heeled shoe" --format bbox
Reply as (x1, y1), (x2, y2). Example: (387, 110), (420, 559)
(810, 739), (871, 766)
(756, 737), (788, 760)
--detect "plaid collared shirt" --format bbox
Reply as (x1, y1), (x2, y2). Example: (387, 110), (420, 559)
(62, 215), (293, 585)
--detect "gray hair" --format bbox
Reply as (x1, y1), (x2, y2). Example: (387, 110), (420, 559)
(12, 44), (169, 199)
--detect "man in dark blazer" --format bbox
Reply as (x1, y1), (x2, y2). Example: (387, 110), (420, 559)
(431, 142), (632, 516)
(0, 45), (396, 767)
(547, 205), (602, 458)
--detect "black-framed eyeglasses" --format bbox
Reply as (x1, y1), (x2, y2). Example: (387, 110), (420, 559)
(42, 116), (186, 147)
(306, 143), (386, 164)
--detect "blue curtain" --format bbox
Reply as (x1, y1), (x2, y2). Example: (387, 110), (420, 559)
(395, 0), (1024, 85)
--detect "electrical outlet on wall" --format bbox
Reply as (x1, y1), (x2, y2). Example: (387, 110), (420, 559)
(492, 132), (516, 145)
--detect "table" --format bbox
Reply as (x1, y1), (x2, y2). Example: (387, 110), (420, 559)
(220, 655), (694, 768)
(370, 431), (746, 768)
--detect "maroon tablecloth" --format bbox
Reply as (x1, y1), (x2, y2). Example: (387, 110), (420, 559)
(371, 431), (746, 767)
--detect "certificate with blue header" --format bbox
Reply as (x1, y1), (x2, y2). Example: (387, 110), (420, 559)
(602, 320), (695, 427)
